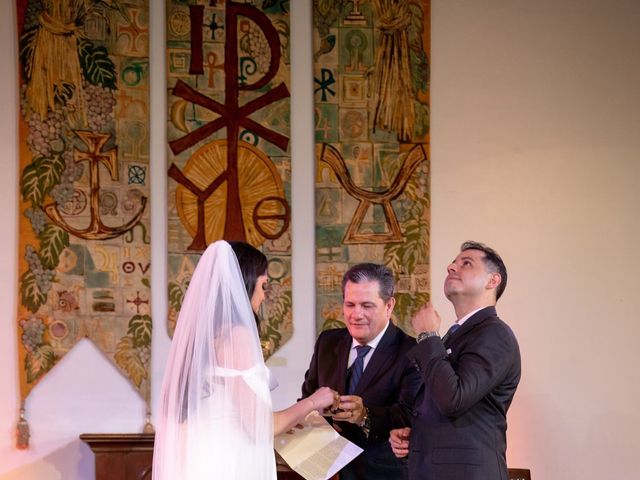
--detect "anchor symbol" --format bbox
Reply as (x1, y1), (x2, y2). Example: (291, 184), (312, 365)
(45, 131), (147, 240)
(320, 143), (427, 244)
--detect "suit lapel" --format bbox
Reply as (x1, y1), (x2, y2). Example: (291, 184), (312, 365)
(444, 306), (496, 348)
(352, 323), (397, 396)
(335, 330), (352, 394)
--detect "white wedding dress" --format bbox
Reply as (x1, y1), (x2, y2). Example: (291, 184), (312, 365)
(153, 241), (277, 480)
(181, 364), (277, 479)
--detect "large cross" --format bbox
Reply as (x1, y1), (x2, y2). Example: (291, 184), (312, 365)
(169, 2), (290, 243)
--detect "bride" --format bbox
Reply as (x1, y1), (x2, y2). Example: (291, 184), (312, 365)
(153, 240), (338, 479)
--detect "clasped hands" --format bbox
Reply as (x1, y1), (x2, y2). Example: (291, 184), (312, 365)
(309, 388), (366, 426)
(330, 394), (366, 427)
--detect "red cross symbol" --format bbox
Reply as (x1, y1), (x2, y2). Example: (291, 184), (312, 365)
(117, 8), (149, 55)
(126, 291), (149, 314)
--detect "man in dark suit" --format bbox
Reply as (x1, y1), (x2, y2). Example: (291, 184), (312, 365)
(390, 241), (521, 480)
(301, 263), (421, 480)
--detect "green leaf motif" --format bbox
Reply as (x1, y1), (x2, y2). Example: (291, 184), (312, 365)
(20, 270), (47, 313)
(262, 323), (282, 345)
(384, 242), (404, 277)
(127, 314), (152, 347)
(407, 2), (429, 95)
(384, 175), (430, 275)
(39, 224), (69, 269)
(168, 282), (184, 310)
(25, 344), (56, 384)
(19, 27), (38, 84)
(54, 82), (76, 107)
(20, 154), (65, 208)
(413, 102), (430, 138)
(261, 288), (292, 353)
(114, 336), (146, 388)
(141, 277), (150, 288)
(78, 38), (117, 89)
(266, 289), (291, 330)
(42, 152), (66, 194)
(394, 292), (430, 333)
(20, 161), (45, 207)
(321, 317), (345, 331)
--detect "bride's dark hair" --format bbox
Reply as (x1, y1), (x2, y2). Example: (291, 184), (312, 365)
(228, 241), (268, 326)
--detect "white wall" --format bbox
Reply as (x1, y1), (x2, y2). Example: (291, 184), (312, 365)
(1, 1), (639, 479)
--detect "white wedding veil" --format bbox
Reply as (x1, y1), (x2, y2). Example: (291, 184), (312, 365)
(153, 240), (275, 479)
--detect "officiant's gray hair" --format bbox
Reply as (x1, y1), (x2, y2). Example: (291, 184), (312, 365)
(341, 263), (395, 303)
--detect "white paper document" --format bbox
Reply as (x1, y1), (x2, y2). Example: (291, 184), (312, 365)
(274, 411), (363, 480)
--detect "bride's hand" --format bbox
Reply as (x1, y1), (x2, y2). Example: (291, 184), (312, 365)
(309, 386), (339, 411)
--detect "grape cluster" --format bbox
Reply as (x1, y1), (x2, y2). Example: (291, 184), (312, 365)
(49, 182), (74, 206)
(245, 24), (271, 74)
(136, 345), (151, 368)
(60, 150), (84, 184)
(19, 83), (28, 105)
(83, 82), (115, 132)
(399, 197), (414, 221)
(26, 109), (64, 158)
(47, 151), (84, 207)
(24, 245), (55, 294)
(20, 316), (46, 353)
(24, 207), (47, 235)
(416, 162), (429, 192)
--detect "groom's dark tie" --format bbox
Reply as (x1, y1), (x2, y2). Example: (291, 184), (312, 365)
(347, 345), (372, 394)
(442, 323), (460, 343)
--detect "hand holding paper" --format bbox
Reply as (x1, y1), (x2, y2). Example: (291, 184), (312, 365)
(274, 411), (363, 480)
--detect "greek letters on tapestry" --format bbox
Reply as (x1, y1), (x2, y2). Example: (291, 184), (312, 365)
(166, 1), (292, 357)
(16, 0), (151, 446)
(313, 0), (431, 332)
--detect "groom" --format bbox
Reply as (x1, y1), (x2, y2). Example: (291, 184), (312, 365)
(390, 241), (521, 480)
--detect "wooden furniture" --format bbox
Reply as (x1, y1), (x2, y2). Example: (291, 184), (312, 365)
(81, 433), (317, 480)
(80, 433), (154, 480)
(509, 467), (532, 480)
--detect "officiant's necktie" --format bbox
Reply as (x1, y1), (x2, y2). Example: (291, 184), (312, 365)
(347, 345), (372, 394)
(442, 323), (460, 343)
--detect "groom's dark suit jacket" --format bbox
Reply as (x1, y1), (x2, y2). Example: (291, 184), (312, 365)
(407, 306), (521, 480)
(301, 323), (421, 480)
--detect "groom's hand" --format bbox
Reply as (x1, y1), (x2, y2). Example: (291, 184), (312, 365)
(389, 427), (411, 458)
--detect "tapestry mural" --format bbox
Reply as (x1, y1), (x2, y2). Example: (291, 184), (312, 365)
(15, 0), (151, 447)
(166, 1), (292, 357)
(313, 0), (431, 332)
